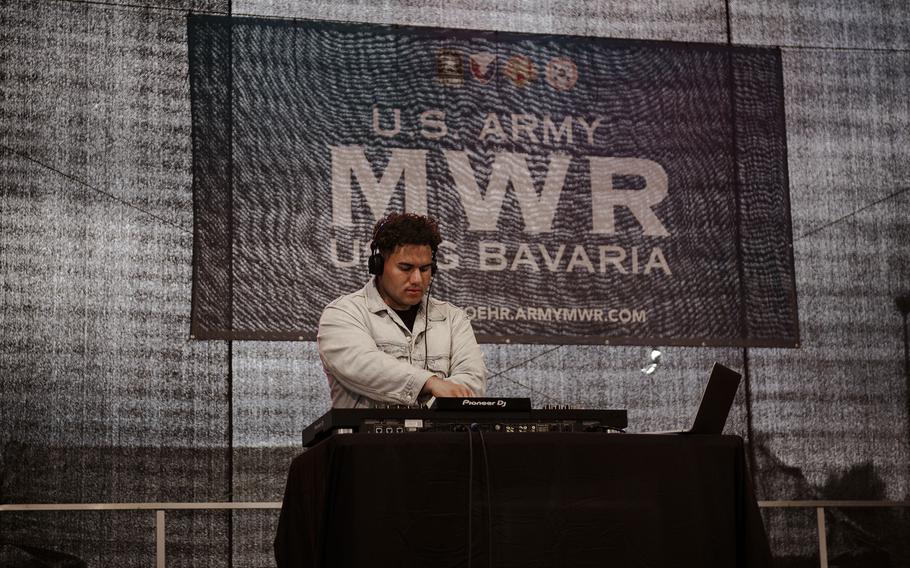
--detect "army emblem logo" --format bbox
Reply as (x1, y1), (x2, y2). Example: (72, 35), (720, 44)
(545, 57), (578, 91)
(504, 55), (537, 87)
(437, 49), (464, 86)
(470, 52), (496, 84)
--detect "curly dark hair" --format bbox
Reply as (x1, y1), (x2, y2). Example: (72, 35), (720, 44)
(371, 213), (443, 255)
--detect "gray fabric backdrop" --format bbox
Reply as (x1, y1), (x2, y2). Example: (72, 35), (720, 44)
(1, 0), (908, 566)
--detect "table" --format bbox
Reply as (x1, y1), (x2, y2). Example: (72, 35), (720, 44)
(275, 432), (771, 568)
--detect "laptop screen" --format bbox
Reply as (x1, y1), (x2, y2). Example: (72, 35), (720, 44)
(688, 363), (742, 435)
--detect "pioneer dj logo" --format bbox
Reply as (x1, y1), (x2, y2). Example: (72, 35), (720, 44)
(462, 399), (507, 407)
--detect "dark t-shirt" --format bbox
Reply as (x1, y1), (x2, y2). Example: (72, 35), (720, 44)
(394, 305), (420, 332)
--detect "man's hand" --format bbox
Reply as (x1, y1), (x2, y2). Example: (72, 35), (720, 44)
(421, 375), (475, 398)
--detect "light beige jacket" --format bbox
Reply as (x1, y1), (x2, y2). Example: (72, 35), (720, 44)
(317, 278), (487, 408)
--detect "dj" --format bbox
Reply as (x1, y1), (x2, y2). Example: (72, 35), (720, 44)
(317, 213), (487, 407)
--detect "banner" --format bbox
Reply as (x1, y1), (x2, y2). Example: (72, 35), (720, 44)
(188, 14), (799, 346)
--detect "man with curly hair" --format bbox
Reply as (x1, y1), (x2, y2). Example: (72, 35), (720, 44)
(317, 213), (487, 408)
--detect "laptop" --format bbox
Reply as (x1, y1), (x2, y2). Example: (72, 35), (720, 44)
(650, 362), (742, 435)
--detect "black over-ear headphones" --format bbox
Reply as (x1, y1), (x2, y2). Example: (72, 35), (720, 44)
(367, 245), (385, 275)
(368, 217), (388, 275)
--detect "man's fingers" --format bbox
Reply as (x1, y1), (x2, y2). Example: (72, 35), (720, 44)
(454, 385), (474, 397)
(431, 381), (475, 398)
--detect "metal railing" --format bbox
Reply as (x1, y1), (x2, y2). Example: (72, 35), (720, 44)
(2, 500), (908, 567)
(0, 502), (281, 567)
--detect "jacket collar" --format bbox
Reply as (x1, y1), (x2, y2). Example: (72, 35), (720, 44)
(364, 276), (428, 315)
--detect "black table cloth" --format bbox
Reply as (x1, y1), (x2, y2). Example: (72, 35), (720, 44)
(275, 433), (771, 568)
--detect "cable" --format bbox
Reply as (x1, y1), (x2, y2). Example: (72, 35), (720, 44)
(0, 144), (192, 236)
(490, 373), (562, 405)
(476, 426), (493, 568)
(793, 186), (910, 242)
(466, 427), (473, 568)
(424, 277), (433, 371)
(484, 346), (564, 405)
(484, 345), (563, 383)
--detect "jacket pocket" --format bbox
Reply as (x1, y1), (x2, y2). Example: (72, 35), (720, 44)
(375, 340), (409, 361)
(420, 316), (451, 375)
(425, 353), (451, 378)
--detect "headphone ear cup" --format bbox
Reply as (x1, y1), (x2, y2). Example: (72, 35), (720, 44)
(368, 251), (384, 275)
